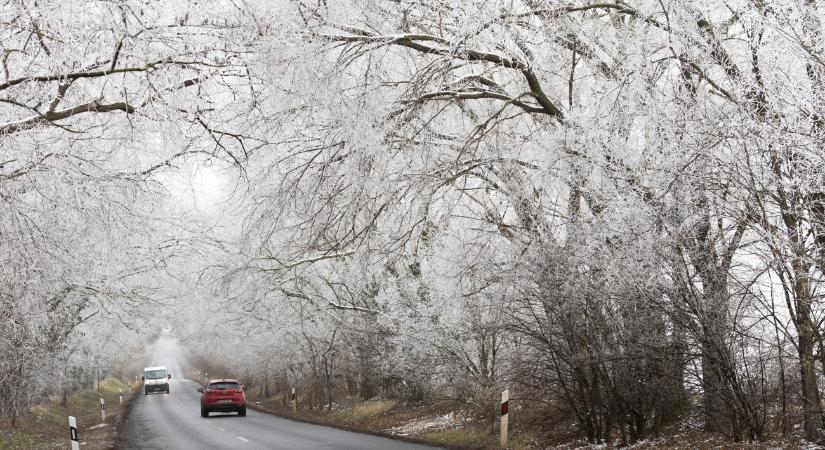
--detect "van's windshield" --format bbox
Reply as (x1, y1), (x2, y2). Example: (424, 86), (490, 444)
(144, 369), (167, 380)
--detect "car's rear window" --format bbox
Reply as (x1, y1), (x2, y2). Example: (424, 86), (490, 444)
(208, 382), (240, 390)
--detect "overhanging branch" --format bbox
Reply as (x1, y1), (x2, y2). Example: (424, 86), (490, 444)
(0, 98), (135, 134)
(323, 33), (565, 118)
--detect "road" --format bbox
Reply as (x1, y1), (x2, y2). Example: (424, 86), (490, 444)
(121, 339), (440, 450)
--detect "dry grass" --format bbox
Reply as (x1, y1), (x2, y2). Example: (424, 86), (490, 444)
(422, 425), (493, 448)
(334, 399), (397, 424)
(0, 377), (140, 450)
(241, 391), (539, 450)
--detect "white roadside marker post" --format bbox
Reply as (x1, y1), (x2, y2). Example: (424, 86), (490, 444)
(100, 398), (105, 422)
(119, 388), (123, 404)
(69, 416), (79, 450)
(291, 387), (297, 415)
(500, 389), (509, 448)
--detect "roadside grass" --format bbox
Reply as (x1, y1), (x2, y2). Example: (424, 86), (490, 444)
(333, 399), (397, 425)
(421, 425), (493, 448)
(0, 377), (137, 450)
(507, 431), (545, 449)
(245, 392), (524, 449)
(184, 368), (233, 385)
(184, 369), (201, 384)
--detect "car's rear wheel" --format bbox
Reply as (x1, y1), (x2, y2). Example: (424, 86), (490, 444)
(201, 406), (209, 417)
(238, 407), (246, 417)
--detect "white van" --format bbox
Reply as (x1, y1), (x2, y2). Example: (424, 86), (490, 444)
(142, 366), (171, 395)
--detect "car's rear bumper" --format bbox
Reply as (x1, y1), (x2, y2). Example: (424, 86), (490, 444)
(204, 402), (245, 411)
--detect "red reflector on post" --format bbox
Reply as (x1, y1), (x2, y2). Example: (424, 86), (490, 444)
(501, 401), (508, 416)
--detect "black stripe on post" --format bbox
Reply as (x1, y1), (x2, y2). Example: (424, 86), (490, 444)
(501, 400), (509, 416)
(70, 426), (78, 441)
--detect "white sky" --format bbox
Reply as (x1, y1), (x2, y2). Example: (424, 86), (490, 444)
(156, 159), (244, 238)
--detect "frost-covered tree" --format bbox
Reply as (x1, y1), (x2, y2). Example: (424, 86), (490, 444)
(0, 0), (266, 421)
(209, 0), (825, 444)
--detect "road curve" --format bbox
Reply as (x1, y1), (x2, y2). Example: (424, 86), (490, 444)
(121, 340), (441, 450)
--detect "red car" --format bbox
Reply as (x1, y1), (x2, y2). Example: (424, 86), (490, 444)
(198, 379), (247, 417)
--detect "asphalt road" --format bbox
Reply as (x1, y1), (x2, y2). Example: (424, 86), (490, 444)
(121, 339), (440, 450)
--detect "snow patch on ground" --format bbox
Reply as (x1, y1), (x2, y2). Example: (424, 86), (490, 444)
(385, 412), (469, 436)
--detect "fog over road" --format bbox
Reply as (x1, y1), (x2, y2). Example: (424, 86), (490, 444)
(121, 339), (439, 450)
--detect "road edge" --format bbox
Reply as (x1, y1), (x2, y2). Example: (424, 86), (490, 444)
(245, 402), (483, 450)
(113, 382), (143, 449)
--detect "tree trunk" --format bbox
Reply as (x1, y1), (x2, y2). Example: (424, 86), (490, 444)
(702, 352), (726, 432)
(797, 278), (820, 442)
(699, 276), (732, 433)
